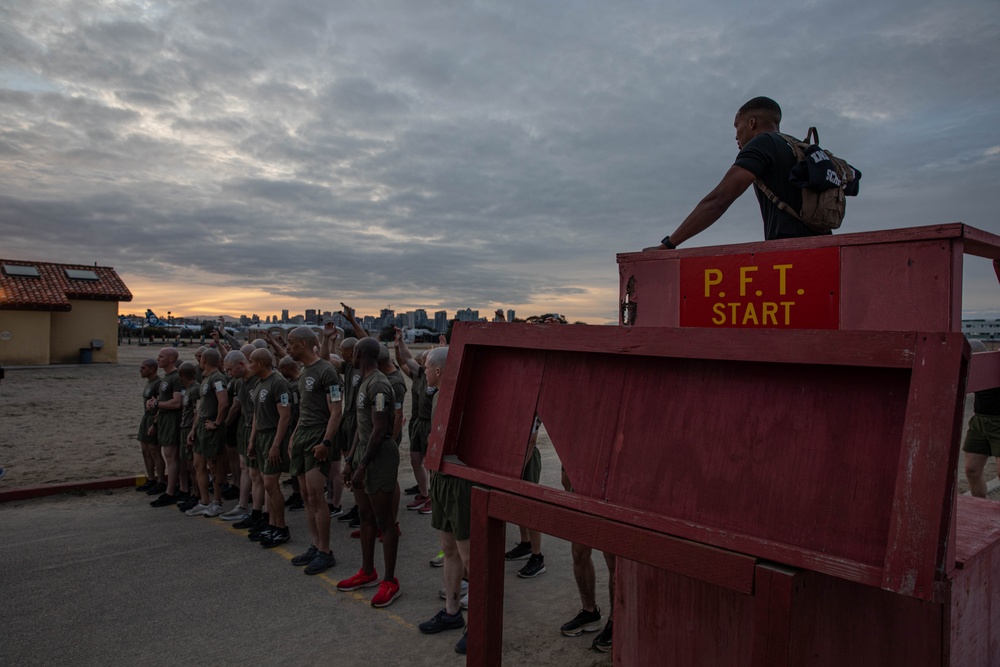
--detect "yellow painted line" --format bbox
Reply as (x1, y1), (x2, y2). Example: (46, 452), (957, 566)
(212, 518), (416, 630)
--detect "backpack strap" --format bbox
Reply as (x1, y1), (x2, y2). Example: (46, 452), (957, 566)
(805, 127), (819, 145)
(753, 178), (803, 222)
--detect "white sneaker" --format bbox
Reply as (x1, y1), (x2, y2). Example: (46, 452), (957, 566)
(221, 505), (248, 521)
(185, 502), (211, 516)
(204, 502), (224, 518)
(460, 592), (469, 610)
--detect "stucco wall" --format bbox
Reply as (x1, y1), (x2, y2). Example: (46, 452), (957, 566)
(0, 311), (52, 365)
(50, 300), (120, 364)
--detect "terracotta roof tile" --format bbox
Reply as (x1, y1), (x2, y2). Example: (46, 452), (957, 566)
(0, 259), (133, 312)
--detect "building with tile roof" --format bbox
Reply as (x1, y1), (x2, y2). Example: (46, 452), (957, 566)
(0, 260), (133, 365)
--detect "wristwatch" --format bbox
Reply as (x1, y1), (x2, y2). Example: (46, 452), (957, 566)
(322, 439), (333, 447)
(661, 235), (677, 250)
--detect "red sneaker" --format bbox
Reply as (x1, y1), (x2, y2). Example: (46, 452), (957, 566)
(337, 568), (379, 591)
(406, 494), (429, 510)
(370, 578), (401, 608)
(418, 498), (433, 515)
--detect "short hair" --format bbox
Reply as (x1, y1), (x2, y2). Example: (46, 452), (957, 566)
(240, 344), (255, 357)
(178, 361), (197, 379)
(288, 326), (318, 347)
(250, 348), (274, 366)
(278, 355), (298, 371)
(377, 344), (390, 364)
(224, 350), (247, 367)
(340, 337), (358, 351)
(141, 358), (158, 370)
(202, 348), (222, 367)
(354, 337), (381, 364)
(425, 346), (448, 369)
(252, 339), (268, 349)
(738, 96), (782, 126)
(195, 346), (207, 356)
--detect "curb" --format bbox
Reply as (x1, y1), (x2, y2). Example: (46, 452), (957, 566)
(0, 476), (145, 504)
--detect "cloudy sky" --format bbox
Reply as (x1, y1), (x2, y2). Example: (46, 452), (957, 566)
(1, 0), (998, 323)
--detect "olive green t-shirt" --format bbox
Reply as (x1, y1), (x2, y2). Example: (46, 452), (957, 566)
(416, 366), (436, 422)
(237, 375), (257, 427)
(386, 368), (407, 443)
(143, 376), (160, 416)
(252, 372), (291, 431)
(356, 370), (395, 452)
(181, 382), (200, 429)
(198, 369), (228, 421)
(343, 361), (363, 419)
(298, 359), (343, 429)
(159, 370), (184, 413)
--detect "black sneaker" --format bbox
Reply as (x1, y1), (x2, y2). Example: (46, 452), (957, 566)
(329, 504), (344, 518)
(260, 527), (290, 548)
(284, 492), (302, 508)
(403, 484), (420, 495)
(304, 550), (336, 575)
(338, 505), (359, 523)
(135, 480), (154, 492)
(175, 489), (191, 500)
(222, 484), (240, 501)
(292, 546), (318, 566)
(455, 629), (468, 655)
(349, 515), (360, 528)
(517, 553), (546, 579)
(287, 496), (305, 512)
(149, 493), (176, 507)
(177, 497), (199, 512)
(282, 477), (293, 486)
(560, 607), (603, 637)
(146, 482), (167, 496)
(418, 608), (466, 635)
(232, 515), (259, 530)
(591, 619), (612, 652)
(504, 541), (532, 561)
(249, 525), (276, 542)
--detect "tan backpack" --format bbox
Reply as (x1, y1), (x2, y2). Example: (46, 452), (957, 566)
(754, 127), (861, 232)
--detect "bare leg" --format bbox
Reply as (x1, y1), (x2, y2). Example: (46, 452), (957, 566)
(440, 531), (463, 615)
(369, 489), (398, 581)
(194, 453), (210, 504)
(249, 468), (264, 511)
(140, 442), (156, 480)
(306, 468), (331, 551)
(153, 446), (166, 485)
(965, 452), (990, 498)
(519, 526), (543, 555)
(264, 474), (285, 528)
(237, 456), (251, 508)
(328, 461), (344, 507)
(572, 543), (598, 611)
(603, 552), (617, 618)
(163, 446), (179, 495)
(356, 491), (378, 574)
(226, 446), (240, 492)
(410, 450), (428, 496)
(208, 456), (225, 504)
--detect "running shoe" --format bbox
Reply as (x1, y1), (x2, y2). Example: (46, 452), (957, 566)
(418, 608), (465, 634)
(185, 502), (212, 517)
(455, 629), (468, 655)
(146, 482), (167, 496)
(292, 545), (318, 566)
(284, 492), (302, 508)
(328, 504), (344, 518)
(406, 494), (429, 510)
(221, 506), (249, 521)
(517, 554), (546, 579)
(336, 568), (379, 592)
(591, 619), (613, 653)
(429, 551), (445, 568)
(203, 501), (224, 518)
(249, 525), (276, 542)
(260, 527), (290, 548)
(221, 484), (240, 500)
(135, 479), (153, 492)
(304, 550), (336, 576)
(337, 505), (359, 523)
(149, 493), (176, 507)
(177, 497), (199, 512)
(232, 515), (259, 530)
(403, 484), (420, 495)
(560, 607), (603, 637)
(460, 592), (469, 610)
(504, 541), (532, 561)
(370, 578), (401, 608)
(417, 498), (432, 515)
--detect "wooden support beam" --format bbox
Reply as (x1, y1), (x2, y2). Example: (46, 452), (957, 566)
(467, 487), (506, 667)
(750, 563), (803, 667)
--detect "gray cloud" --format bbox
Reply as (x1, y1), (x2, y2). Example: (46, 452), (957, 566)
(1, 0), (998, 322)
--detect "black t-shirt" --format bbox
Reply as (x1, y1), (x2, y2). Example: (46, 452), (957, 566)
(975, 387), (1000, 416)
(734, 132), (832, 241)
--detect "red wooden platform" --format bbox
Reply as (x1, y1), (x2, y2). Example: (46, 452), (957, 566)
(425, 223), (1000, 666)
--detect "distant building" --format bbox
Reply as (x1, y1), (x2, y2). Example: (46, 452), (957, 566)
(414, 309), (429, 328)
(963, 319), (1000, 342)
(305, 309), (317, 324)
(362, 315), (377, 333)
(281, 309), (289, 323)
(456, 308), (479, 322)
(241, 315), (251, 326)
(0, 259), (132, 365)
(507, 309), (515, 323)
(434, 310), (448, 332)
(291, 314), (304, 324)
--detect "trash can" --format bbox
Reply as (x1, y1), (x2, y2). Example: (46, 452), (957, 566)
(79, 348), (93, 364)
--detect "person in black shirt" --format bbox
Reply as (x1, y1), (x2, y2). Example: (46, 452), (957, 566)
(962, 339), (1000, 498)
(647, 96), (830, 250)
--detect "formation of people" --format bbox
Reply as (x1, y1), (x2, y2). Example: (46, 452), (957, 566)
(133, 305), (614, 657)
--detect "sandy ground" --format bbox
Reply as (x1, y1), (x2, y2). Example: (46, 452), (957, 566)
(0, 342), (995, 494)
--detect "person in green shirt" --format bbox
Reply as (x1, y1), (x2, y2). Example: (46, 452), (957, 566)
(247, 347), (293, 547)
(136, 359), (161, 493)
(186, 348), (229, 517)
(151, 347), (189, 507)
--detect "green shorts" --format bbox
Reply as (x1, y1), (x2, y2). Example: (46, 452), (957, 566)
(962, 414), (1000, 457)
(290, 425), (332, 478)
(238, 420), (252, 459)
(195, 420), (227, 458)
(430, 473), (473, 541)
(337, 413), (357, 454)
(137, 414), (157, 444)
(354, 438), (399, 495)
(156, 411), (182, 448)
(255, 428), (290, 475)
(409, 418), (431, 456)
(522, 446), (541, 484)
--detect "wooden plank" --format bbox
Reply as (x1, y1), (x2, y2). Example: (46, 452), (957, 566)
(617, 223), (970, 263)
(486, 489), (757, 594)
(954, 495), (1000, 568)
(961, 223), (1000, 260)
(883, 332), (969, 599)
(750, 563), (802, 667)
(468, 487), (505, 667)
(968, 351), (1000, 393)
(840, 239), (958, 332)
(453, 322), (919, 368)
(614, 559), (753, 667)
(424, 324), (475, 470)
(948, 535), (1000, 666)
(442, 463), (886, 589)
(617, 254), (679, 327)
